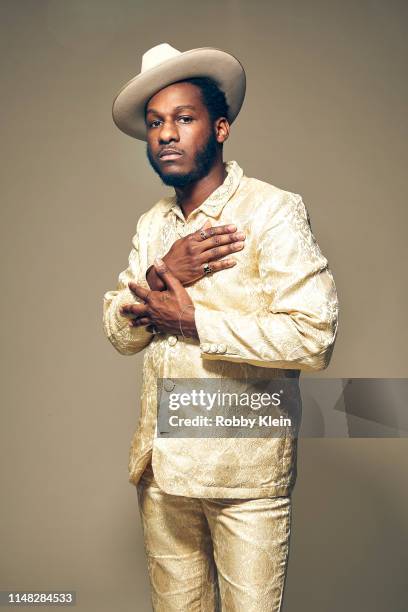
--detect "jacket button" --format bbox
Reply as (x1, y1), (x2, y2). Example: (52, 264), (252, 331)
(201, 343), (210, 352)
(168, 335), (178, 346)
(163, 379), (175, 392)
(217, 344), (227, 354)
(210, 343), (218, 353)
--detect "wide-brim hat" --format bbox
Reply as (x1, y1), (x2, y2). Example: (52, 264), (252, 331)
(112, 43), (246, 141)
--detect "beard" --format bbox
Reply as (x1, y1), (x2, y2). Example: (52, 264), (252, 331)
(146, 130), (219, 188)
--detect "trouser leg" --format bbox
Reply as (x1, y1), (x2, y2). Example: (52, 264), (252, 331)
(136, 464), (220, 612)
(202, 495), (292, 612)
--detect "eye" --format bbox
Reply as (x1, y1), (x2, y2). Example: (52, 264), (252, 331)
(178, 116), (193, 123)
(148, 119), (162, 128)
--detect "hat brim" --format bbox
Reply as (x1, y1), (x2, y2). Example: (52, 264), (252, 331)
(112, 47), (246, 141)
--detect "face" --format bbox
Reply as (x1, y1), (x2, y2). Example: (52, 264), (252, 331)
(145, 81), (228, 187)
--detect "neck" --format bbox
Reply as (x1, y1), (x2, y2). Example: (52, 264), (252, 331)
(174, 157), (227, 221)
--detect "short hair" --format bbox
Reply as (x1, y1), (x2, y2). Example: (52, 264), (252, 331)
(173, 76), (230, 124)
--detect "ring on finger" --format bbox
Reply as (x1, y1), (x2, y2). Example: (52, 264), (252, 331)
(203, 262), (213, 275)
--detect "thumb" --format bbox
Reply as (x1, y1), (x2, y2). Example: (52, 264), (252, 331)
(201, 219), (212, 230)
(153, 257), (183, 293)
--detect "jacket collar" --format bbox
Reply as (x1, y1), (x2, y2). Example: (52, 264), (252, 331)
(163, 160), (244, 221)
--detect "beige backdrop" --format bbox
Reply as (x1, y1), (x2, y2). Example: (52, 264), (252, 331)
(1, 0), (407, 610)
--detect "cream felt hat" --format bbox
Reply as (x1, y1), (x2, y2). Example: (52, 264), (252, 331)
(112, 43), (246, 141)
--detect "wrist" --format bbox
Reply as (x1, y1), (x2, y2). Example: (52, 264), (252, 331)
(178, 304), (198, 339)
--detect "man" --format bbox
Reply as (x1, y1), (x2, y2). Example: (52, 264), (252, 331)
(103, 43), (339, 611)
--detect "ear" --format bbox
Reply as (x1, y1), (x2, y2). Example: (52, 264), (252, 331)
(215, 117), (230, 144)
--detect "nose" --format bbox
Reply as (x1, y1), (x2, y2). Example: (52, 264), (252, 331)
(158, 120), (179, 145)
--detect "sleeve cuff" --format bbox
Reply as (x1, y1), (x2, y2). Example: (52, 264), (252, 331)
(194, 305), (239, 358)
(111, 287), (152, 337)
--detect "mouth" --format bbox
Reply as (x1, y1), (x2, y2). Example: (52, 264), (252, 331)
(159, 150), (183, 161)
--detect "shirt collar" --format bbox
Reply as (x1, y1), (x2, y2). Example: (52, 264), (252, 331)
(163, 160), (244, 221)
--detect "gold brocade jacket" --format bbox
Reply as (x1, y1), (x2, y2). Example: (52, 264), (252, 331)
(102, 160), (339, 498)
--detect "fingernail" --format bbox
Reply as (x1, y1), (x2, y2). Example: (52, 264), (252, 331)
(228, 224), (237, 231)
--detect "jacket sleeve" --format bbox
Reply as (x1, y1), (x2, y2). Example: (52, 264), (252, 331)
(102, 214), (154, 356)
(194, 193), (339, 371)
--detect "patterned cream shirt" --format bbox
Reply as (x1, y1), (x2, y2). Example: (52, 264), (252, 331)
(102, 160), (339, 498)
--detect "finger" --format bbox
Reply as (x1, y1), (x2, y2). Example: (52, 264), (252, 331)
(128, 281), (150, 301)
(194, 223), (238, 242)
(197, 219), (212, 239)
(199, 230), (246, 253)
(130, 317), (151, 327)
(202, 258), (237, 273)
(153, 257), (183, 294)
(201, 241), (245, 263)
(120, 303), (148, 318)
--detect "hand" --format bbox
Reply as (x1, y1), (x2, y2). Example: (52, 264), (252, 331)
(120, 258), (199, 339)
(146, 219), (246, 291)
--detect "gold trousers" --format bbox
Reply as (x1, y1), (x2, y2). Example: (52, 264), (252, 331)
(136, 461), (292, 611)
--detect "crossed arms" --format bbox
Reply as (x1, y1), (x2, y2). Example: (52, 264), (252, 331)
(102, 194), (339, 370)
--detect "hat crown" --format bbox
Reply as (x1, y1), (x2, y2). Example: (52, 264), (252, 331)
(141, 43), (181, 73)
(113, 43), (246, 141)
